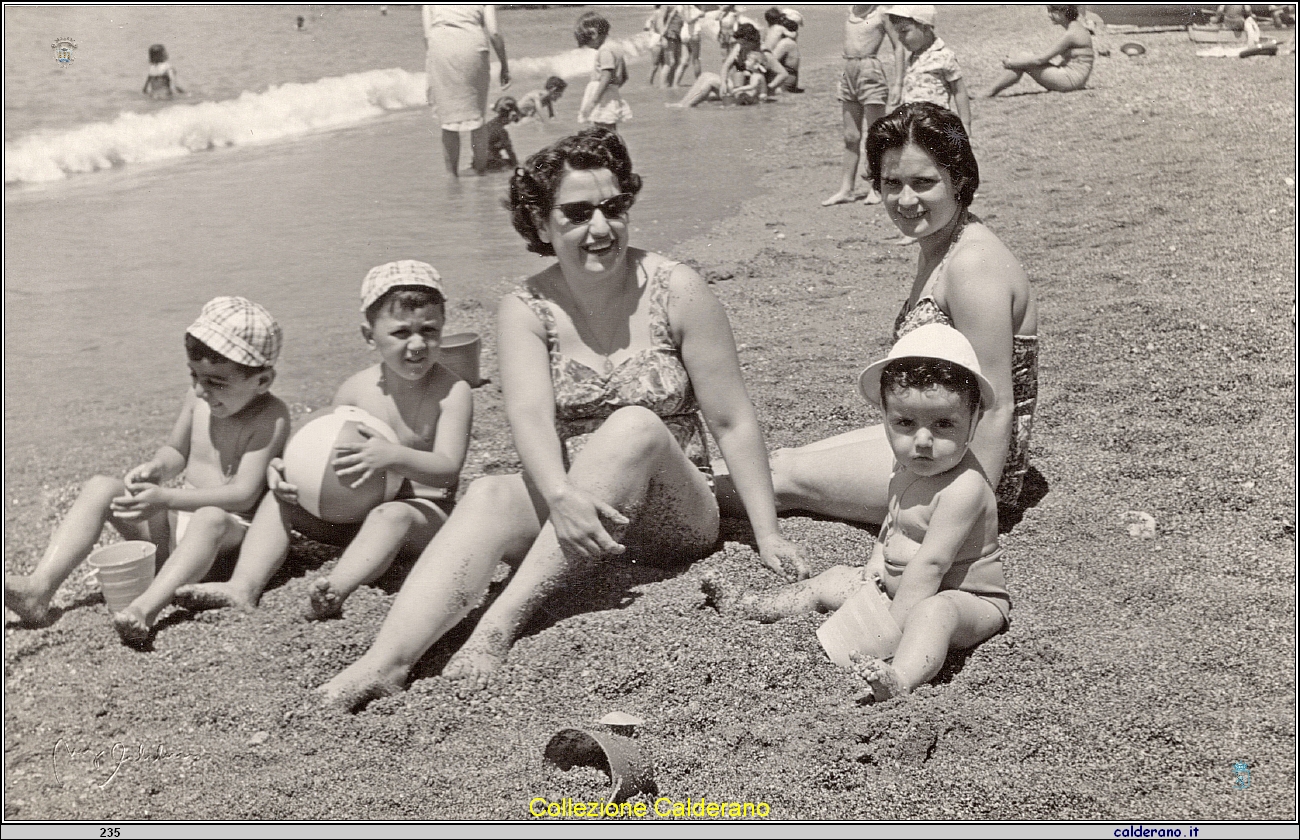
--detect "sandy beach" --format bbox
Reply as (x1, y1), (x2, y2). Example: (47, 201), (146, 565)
(4, 5), (1296, 824)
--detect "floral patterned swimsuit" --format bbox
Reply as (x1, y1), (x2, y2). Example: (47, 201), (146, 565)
(893, 228), (1039, 508)
(512, 260), (711, 476)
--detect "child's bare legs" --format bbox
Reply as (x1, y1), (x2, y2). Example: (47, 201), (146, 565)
(318, 474), (545, 710)
(668, 72), (723, 107)
(309, 499), (448, 620)
(444, 406), (718, 693)
(856, 590), (1004, 701)
(703, 563), (865, 622)
(113, 508), (246, 645)
(823, 100), (885, 206)
(174, 492), (291, 612)
(6, 475), (165, 624)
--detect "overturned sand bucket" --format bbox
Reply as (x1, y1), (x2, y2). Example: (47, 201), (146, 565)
(816, 578), (902, 669)
(543, 728), (657, 803)
(87, 541), (156, 613)
(440, 332), (482, 387)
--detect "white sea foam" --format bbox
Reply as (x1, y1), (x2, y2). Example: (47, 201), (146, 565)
(508, 34), (651, 82)
(4, 34), (656, 187)
(4, 68), (428, 185)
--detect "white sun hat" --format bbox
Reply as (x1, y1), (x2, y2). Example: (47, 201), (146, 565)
(856, 323), (995, 410)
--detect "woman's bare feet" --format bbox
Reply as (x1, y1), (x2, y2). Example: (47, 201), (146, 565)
(4, 575), (51, 625)
(851, 653), (908, 704)
(173, 582), (255, 612)
(318, 661), (405, 713)
(442, 625), (511, 695)
(307, 577), (347, 620)
(112, 607), (152, 647)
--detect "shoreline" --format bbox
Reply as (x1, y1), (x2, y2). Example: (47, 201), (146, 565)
(4, 5), (1296, 822)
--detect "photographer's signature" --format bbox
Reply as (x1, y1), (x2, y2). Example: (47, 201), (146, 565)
(51, 739), (204, 788)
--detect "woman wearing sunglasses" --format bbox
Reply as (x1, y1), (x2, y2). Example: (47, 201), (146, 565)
(321, 128), (805, 709)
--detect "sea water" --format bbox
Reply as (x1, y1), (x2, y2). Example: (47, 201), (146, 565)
(3, 5), (844, 457)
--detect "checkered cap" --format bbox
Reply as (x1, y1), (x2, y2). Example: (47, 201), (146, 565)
(360, 260), (446, 312)
(186, 296), (282, 368)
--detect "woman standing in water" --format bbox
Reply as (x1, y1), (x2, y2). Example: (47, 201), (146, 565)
(422, 5), (511, 175)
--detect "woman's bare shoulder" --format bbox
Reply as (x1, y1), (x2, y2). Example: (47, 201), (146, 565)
(948, 222), (1028, 289)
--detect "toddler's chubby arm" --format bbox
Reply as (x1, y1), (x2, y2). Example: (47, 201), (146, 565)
(330, 376), (473, 490)
(887, 471), (986, 626)
(115, 390), (289, 518)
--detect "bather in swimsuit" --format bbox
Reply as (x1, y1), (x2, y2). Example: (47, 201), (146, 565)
(512, 259), (710, 476)
(892, 221), (1039, 508)
(878, 497), (1012, 628)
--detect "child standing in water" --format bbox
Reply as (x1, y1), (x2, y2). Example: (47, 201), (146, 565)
(5, 297), (289, 643)
(484, 96), (521, 170)
(575, 12), (631, 132)
(142, 44), (185, 99)
(704, 325), (1010, 703)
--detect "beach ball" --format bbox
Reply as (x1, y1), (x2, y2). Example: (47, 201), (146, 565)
(283, 406), (403, 524)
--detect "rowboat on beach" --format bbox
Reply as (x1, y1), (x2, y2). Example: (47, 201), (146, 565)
(1086, 5), (1208, 27)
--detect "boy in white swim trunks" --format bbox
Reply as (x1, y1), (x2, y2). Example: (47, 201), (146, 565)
(5, 297), (290, 646)
(176, 261), (473, 621)
(704, 324), (1010, 702)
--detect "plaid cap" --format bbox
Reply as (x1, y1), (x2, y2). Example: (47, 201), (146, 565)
(360, 260), (446, 312)
(186, 296), (282, 368)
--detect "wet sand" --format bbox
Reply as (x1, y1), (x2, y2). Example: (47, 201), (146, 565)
(4, 6), (1295, 823)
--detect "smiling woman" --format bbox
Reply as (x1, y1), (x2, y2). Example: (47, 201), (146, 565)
(756, 102), (1040, 524)
(319, 128), (807, 711)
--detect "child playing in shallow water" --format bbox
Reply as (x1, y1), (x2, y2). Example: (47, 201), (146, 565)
(483, 97), (521, 171)
(517, 76), (567, 121)
(5, 297), (289, 644)
(175, 262), (473, 620)
(142, 44), (185, 99)
(704, 324), (1010, 702)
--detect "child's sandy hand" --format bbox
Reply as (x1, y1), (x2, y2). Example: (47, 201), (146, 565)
(331, 425), (396, 489)
(112, 484), (168, 520)
(124, 461), (161, 492)
(756, 533), (809, 582)
(267, 459), (299, 505)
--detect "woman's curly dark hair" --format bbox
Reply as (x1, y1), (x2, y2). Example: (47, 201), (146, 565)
(866, 102), (980, 208)
(508, 127), (643, 257)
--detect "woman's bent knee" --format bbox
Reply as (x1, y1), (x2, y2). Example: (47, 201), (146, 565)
(590, 406), (675, 456)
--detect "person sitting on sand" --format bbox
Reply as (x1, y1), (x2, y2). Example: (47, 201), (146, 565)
(5, 297), (289, 645)
(517, 76), (567, 121)
(319, 128), (806, 711)
(706, 324), (1011, 703)
(143, 44), (185, 99)
(737, 103), (1039, 524)
(174, 262), (472, 621)
(986, 4), (1094, 97)
(484, 96), (521, 171)
(668, 47), (769, 107)
(986, 5), (1094, 98)
(761, 7), (803, 92)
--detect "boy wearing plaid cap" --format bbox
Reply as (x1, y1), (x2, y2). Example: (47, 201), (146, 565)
(6, 297), (290, 646)
(176, 261), (473, 619)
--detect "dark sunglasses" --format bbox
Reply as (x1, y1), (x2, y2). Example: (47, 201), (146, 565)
(554, 193), (636, 224)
